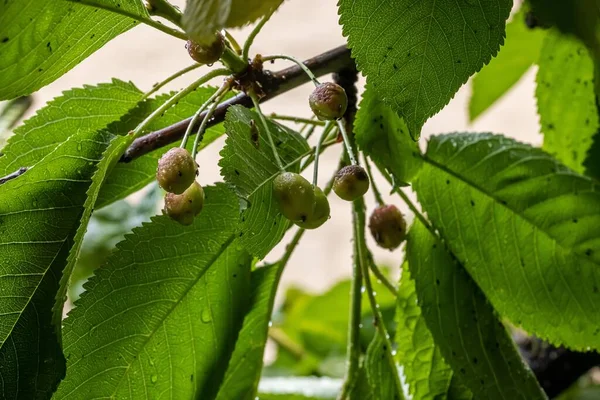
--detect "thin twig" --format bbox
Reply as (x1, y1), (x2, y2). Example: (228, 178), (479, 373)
(242, 9), (277, 61)
(120, 46), (353, 162)
(0, 167), (28, 185)
(367, 254), (398, 297)
(143, 64), (202, 100)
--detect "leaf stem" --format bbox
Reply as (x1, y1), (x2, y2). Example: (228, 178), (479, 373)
(262, 55), (320, 86)
(313, 121), (334, 186)
(394, 187), (436, 237)
(367, 254), (398, 298)
(142, 63), (202, 100)
(249, 91), (285, 171)
(223, 30), (242, 55)
(146, 0), (182, 27)
(220, 46), (248, 74)
(188, 84), (231, 155)
(73, 0), (188, 40)
(269, 114), (326, 126)
(364, 156), (385, 206)
(354, 196), (404, 398)
(242, 8), (277, 61)
(131, 68), (230, 139)
(339, 200), (364, 400)
(336, 119), (358, 165)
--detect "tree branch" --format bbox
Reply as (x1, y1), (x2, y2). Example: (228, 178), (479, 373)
(120, 45), (353, 162)
(518, 335), (600, 398)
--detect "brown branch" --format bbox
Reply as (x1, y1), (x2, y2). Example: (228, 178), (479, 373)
(120, 45), (353, 163)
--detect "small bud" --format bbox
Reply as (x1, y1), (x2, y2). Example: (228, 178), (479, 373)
(156, 148), (198, 194)
(273, 172), (315, 222)
(186, 32), (225, 65)
(309, 82), (348, 120)
(164, 181), (205, 225)
(333, 165), (370, 201)
(369, 205), (407, 250)
(296, 186), (330, 230)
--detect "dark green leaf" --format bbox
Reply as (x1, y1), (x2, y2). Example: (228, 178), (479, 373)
(407, 221), (546, 399)
(355, 84), (422, 184)
(0, 127), (116, 398)
(216, 263), (281, 400)
(396, 264), (472, 400)
(69, 0), (149, 18)
(339, 0), (512, 138)
(414, 132), (600, 351)
(56, 185), (252, 399)
(96, 87), (229, 208)
(0, 3), (139, 99)
(583, 127), (600, 181)
(470, 7), (546, 121)
(363, 333), (403, 400)
(348, 368), (374, 400)
(220, 106), (310, 258)
(0, 80), (142, 178)
(537, 30), (598, 173)
(226, 0), (283, 27)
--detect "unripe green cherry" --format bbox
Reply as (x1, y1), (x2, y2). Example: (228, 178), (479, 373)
(333, 165), (370, 201)
(186, 32), (225, 65)
(369, 205), (407, 250)
(156, 147), (198, 194)
(273, 172), (315, 222)
(164, 181), (205, 226)
(296, 186), (330, 230)
(309, 82), (348, 120)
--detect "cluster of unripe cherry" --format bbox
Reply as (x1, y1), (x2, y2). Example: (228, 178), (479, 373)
(154, 36), (407, 250)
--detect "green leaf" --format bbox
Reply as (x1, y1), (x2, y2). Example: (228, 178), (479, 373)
(537, 30), (598, 173)
(216, 263), (281, 400)
(220, 106), (310, 258)
(0, 127), (116, 397)
(583, 127), (600, 181)
(414, 132), (600, 351)
(355, 84), (422, 184)
(470, 7), (546, 121)
(183, 0), (231, 44)
(407, 221), (546, 400)
(348, 368), (374, 400)
(96, 87), (229, 208)
(396, 265), (473, 400)
(55, 185), (252, 399)
(226, 0), (283, 27)
(0, 3), (139, 100)
(363, 333), (403, 400)
(0, 80), (142, 178)
(338, 0), (512, 138)
(0, 96), (33, 145)
(182, 0), (282, 43)
(69, 0), (149, 18)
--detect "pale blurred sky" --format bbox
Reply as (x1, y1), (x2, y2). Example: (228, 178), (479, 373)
(33, 0), (541, 295)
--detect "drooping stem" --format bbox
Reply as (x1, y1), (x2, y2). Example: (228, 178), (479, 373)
(142, 63), (202, 100)
(364, 156), (385, 206)
(262, 55), (320, 86)
(181, 82), (230, 149)
(313, 121), (334, 186)
(131, 68), (230, 139)
(191, 86), (231, 157)
(355, 196), (404, 398)
(249, 91), (284, 171)
(367, 254), (398, 297)
(74, 0), (187, 40)
(394, 187), (436, 237)
(336, 118), (358, 165)
(146, 0), (182, 27)
(242, 8), (277, 61)
(339, 201), (365, 400)
(269, 114), (326, 126)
